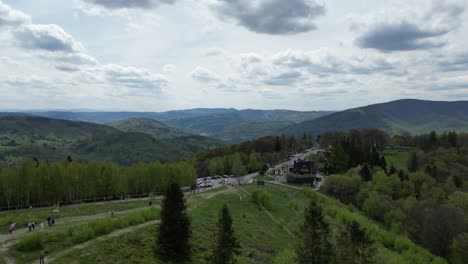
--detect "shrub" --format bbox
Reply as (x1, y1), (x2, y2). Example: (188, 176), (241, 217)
(16, 233), (43, 251)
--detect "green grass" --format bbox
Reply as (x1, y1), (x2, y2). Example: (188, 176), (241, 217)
(0, 199), (158, 234)
(382, 149), (412, 171)
(10, 208), (160, 263)
(50, 185), (447, 264)
(253, 175), (276, 181)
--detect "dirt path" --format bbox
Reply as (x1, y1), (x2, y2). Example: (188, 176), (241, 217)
(0, 206), (155, 246)
(41, 220), (160, 264)
(236, 186), (293, 237)
(0, 206), (158, 264)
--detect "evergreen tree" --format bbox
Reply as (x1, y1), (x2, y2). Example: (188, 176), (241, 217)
(274, 136), (282, 152)
(336, 220), (375, 264)
(407, 152), (419, 172)
(380, 156), (387, 172)
(156, 183), (191, 262)
(359, 163), (372, 182)
(212, 205), (240, 264)
(296, 199), (332, 264)
(370, 147), (380, 167)
(388, 164), (396, 176)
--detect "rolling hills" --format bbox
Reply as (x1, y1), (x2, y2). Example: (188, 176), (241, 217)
(280, 99), (468, 136)
(22, 109), (332, 143)
(108, 118), (193, 139)
(0, 116), (224, 166)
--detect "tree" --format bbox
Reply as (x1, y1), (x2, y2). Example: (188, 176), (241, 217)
(248, 152), (263, 172)
(328, 144), (350, 173)
(156, 183), (191, 262)
(451, 233), (468, 264)
(380, 156), (387, 172)
(212, 205), (240, 264)
(296, 199), (332, 264)
(231, 156), (247, 176)
(336, 220), (375, 264)
(407, 152), (419, 172)
(359, 163), (372, 182)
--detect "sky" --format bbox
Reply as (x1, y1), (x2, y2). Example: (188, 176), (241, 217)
(0, 0), (467, 111)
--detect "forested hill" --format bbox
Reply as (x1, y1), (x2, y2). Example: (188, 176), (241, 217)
(108, 118), (194, 139)
(280, 99), (468, 136)
(21, 109), (332, 143)
(0, 116), (223, 166)
(165, 109), (331, 142)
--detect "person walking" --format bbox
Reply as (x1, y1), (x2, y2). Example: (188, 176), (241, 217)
(39, 251), (45, 264)
(8, 224), (13, 236)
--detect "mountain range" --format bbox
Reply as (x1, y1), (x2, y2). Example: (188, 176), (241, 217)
(280, 99), (468, 136)
(2, 99), (468, 165)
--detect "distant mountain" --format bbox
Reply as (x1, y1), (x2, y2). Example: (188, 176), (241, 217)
(19, 109), (332, 142)
(280, 99), (468, 136)
(108, 118), (193, 139)
(0, 116), (224, 166)
(165, 109), (332, 142)
(30, 108), (237, 124)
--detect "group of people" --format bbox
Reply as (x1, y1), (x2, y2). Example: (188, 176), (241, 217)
(46, 217), (56, 226)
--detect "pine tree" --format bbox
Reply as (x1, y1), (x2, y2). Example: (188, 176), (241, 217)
(380, 156), (387, 172)
(212, 205), (240, 264)
(407, 152), (419, 172)
(359, 163), (372, 182)
(336, 220), (375, 264)
(156, 183), (191, 262)
(296, 199), (332, 264)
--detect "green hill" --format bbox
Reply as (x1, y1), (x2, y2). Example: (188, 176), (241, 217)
(0, 116), (224, 166)
(166, 109), (331, 142)
(280, 99), (468, 136)
(108, 118), (193, 139)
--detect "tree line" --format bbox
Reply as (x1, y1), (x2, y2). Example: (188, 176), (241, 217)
(0, 159), (196, 210)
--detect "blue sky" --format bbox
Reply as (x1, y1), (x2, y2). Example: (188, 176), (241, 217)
(1, 0), (467, 111)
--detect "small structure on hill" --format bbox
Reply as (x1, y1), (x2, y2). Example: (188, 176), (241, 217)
(286, 160), (317, 185)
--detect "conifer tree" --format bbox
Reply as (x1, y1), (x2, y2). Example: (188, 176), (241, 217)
(296, 199), (332, 264)
(336, 220), (375, 264)
(156, 183), (191, 262)
(212, 205), (240, 264)
(359, 163), (372, 182)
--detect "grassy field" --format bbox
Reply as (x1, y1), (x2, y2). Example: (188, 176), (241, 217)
(382, 148), (412, 171)
(45, 184), (446, 264)
(252, 175), (276, 181)
(0, 199), (159, 234)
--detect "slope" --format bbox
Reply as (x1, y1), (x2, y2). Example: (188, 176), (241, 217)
(0, 116), (223, 166)
(280, 99), (468, 136)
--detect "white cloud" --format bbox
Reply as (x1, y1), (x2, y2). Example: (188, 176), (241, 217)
(0, 1), (30, 27)
(163, 64), (176, 74)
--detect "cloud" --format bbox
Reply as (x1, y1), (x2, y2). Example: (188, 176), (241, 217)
(99, 64), (168, 90)
(438, 53), (468, 72)
(80, 0), (177, 10)
(353, 1), (465, 52)
(163, 64), (177, 74)
(190, 66), (222, 83)
(262, 71), (302, 86)
(14, 24), (84, 52)
(0, 1), (30, 27)
(356, 22), (447, 52)
(201, 47), (225, 57)
(209, 0), (326, 35)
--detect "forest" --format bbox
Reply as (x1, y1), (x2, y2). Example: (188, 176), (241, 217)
(320, 130), (468, 263)
(0, 134), (312, 210)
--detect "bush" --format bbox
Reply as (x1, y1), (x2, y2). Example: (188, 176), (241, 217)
(16, 233), (43, 251)
(251, 190), (273, 210)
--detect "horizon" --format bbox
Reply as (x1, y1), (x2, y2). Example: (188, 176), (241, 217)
(0, 98), (465, 113)
(1, 0), (467, 111)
